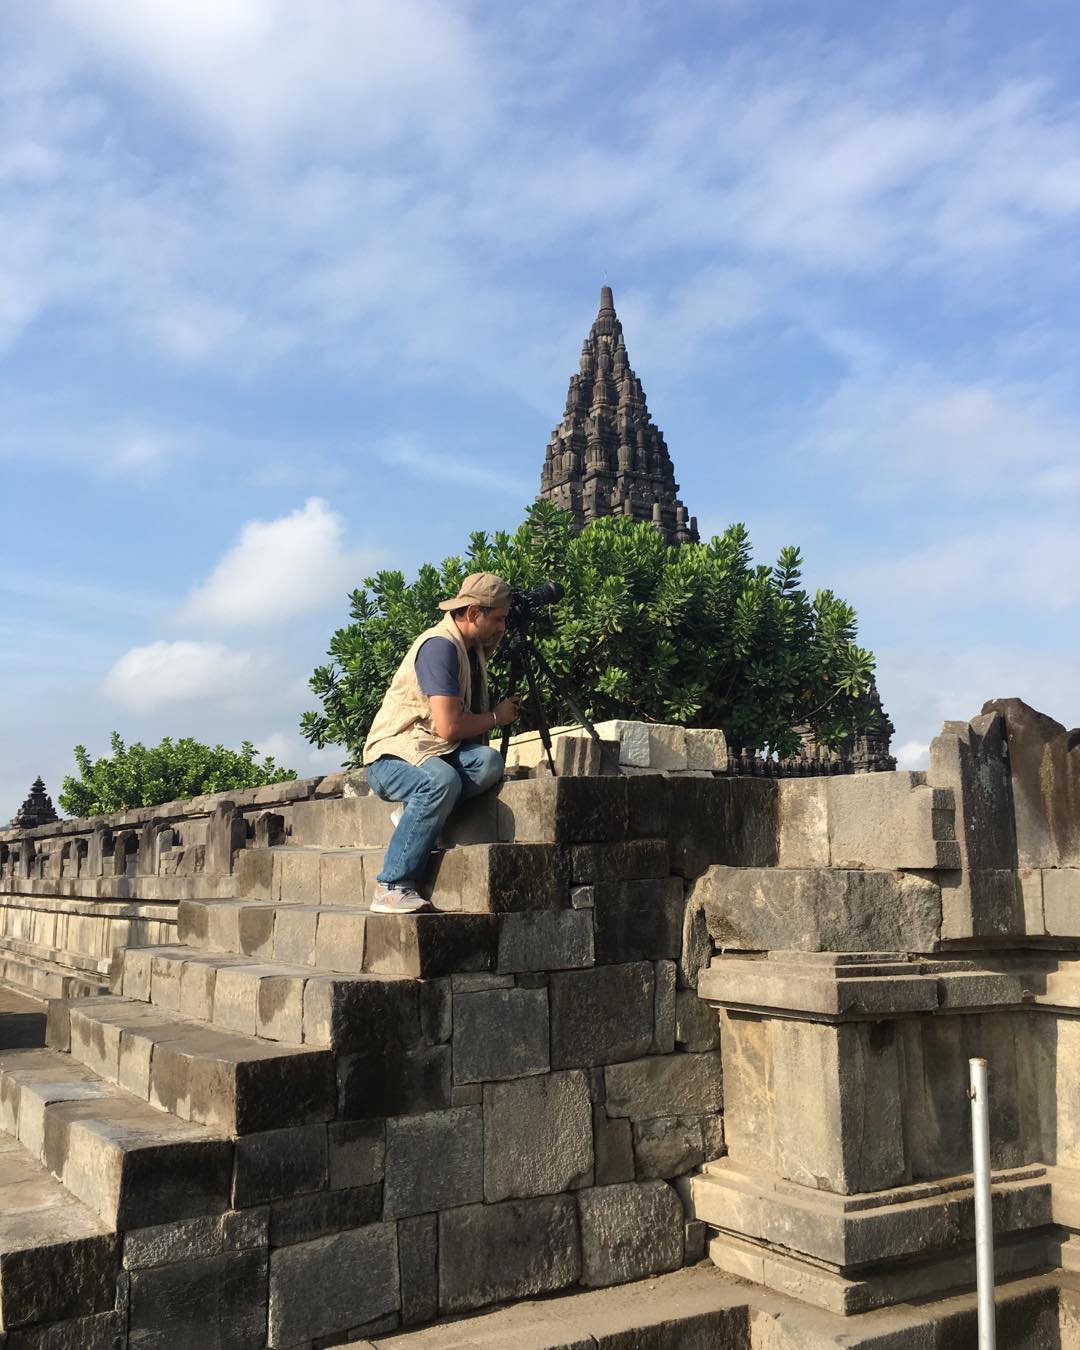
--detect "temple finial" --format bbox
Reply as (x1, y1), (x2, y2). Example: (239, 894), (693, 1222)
(599, 284), (614, 313)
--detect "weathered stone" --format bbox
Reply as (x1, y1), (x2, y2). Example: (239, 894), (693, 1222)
(336, 1044), (451, 1119)
(666, 777), (778, 878)
(483, 1071), (593, 1201)
(827, 773), (960, 871)
(453, 986), (549, 1083)
(319, 851), (369, 906)
(272, 907), (319, 966)
(568, 840), (669, 884)
(327, 1118), (385, 1189)
(231, 1124), (327, 1206)
(626, 775), (669, 839)
(384, 1106), (483, 1217)
(269, 1183), (381, 1247)
(127, 1248), (267, 1350)
(496, 909), (594, 974)
(364, 913), (497, 978)
(594, 1106), (635, 1186)
(428, 843), (568, 913)
(438, 1195), (580, 1313)
(696, 866), (942, 953)
(496, 777), (629, 845)
(123, 1209), (268, 1270)
(633, 1115), (704, 1179)
(593, 878), (684, 964)
(675, 988), (720, 1052)
(2, 1309), (126, 1350)
(577, 1181), (684, 1287)
(605, 1052), (723, 1121)
(985, 697), (1080, 868)
(268, 1224), (399, 1347)
(0, 1231), (119, 1330)
(653, 960), (676, 1054)
(550, 963), (655, 1069)
(1042, 868), (1080, 936)
(398, 1213), (438, 1327)
(314, 909), (366, 971)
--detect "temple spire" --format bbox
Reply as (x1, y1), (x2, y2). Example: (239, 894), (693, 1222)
(10, 777), (59, 830)
(538, 285), (698, 545)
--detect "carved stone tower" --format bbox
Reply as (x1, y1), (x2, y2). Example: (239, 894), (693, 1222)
(539, 286), (698, 545)
(11, 777), (59, 829)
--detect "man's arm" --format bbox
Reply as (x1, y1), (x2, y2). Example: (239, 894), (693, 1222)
(428, 694), (521, 743)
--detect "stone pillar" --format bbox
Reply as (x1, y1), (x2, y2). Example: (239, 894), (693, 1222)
(205, 802), (247, 876)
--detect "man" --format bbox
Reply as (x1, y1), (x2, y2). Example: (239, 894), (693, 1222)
(362, 572), (521, 913)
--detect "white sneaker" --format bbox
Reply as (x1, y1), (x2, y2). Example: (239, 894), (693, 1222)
(389, 806), (403, 828)
(370, 882), (427, 914)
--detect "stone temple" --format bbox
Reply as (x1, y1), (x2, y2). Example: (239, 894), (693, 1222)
(539, 286), (699, 544)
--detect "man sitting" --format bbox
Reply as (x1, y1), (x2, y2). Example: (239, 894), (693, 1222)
(362, 572), (521, 913)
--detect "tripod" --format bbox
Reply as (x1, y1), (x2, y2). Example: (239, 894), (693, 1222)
(497, 627), (621, 776)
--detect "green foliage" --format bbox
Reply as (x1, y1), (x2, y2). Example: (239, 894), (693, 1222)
(302, 500), (878, 763)
(58, 732), (296, 817)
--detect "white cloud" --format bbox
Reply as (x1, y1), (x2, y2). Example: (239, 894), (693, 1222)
(255, 729), (343, 775)
(895, 739), (930, 771)
(102, 640), (252, 712)
(181, 498), (370, 627)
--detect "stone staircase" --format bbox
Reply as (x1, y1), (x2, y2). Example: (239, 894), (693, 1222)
(0, 777), (733, 1348)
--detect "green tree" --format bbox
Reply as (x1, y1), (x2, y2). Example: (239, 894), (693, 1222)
(59, 733), (296, 817)
(301, 501), (877, 764)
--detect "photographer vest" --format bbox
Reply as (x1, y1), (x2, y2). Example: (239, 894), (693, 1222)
(362, 613), (490, 767)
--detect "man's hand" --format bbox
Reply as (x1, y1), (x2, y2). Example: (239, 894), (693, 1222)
(492, 694), (522, 727)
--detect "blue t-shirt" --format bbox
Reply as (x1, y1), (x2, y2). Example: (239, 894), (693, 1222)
(415, 638), (484, 747)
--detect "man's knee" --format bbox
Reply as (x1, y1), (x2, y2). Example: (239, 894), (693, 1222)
(422, 757), (463, 808)
(472, 747), (505, 793)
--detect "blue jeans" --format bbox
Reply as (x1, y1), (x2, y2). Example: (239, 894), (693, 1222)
(366, 746), (504, 886)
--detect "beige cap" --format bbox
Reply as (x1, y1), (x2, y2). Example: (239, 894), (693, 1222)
(437, 571), (511, 612)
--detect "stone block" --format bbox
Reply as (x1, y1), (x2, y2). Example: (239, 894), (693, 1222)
(568, 839), (669, 884)
(675, 988), (720, 1052)
(626, 775), (669, 839)
(327, 1118), (385, 1189)
(303, 974), (423, 1055)
(178, 959), (220, 1022)
(653, 960), (676, 1054)
(336, 1044), (451, 1119)
(428, 843), (568, 913)
(594, 1106), (635, 1185)
(496, 910), (594, 974)
(397, 1213), (438, 1327)
(384, 1106), (483, 1217)
(0, 1231), (119, 1330)
(827, 773), (960, 871)
(483, 1071), (593, 1201)
(605, 1052), (723, 1121)
(126, 1248), (267, 1350)
(633, 1115), (704, 1179)
(123, 1210), (268, 1271)
(697, 866), (942, 953)
(319, 851), (369, 906)
(269, 1183), (381, 1247)
(122, 949), (153, 1002)
(272, 907), (319, 966)
(776, 779), (830, 869)
(593, 878), (684, 963)
(577, 1181), (684, 1287)
(685, 727), (729, 771)
(235, 849), (273, 901)
(453, 986), (550, 1083)
(666, 777), (778, 878)
(273, 850), (322, 905)
(314, 909), (366, 971)
(496, 777), (629, 844)
(364, 913), (497, 978)
(1043, 868), (1080, 936)
(232, 1124), (328, 1206)
(985, 697), (1080, 868)
(437, 1195), (580, 1313)
(550, 963), (655, 1068)
(236, 905), (275, 958)
(268, 1223), (399, 1347)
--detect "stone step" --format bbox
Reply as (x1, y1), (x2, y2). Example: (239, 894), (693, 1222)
(0, 1045), (233, 1229)
(45, 995), (336, 1135)
(0, 948), (109, 1002)
(114, 945), (426, 1051)
(236, 841), (572, 914)
(0, 1130), (119, 1332)
(176, 899), (499, 978)
(288, 792), (503, 851)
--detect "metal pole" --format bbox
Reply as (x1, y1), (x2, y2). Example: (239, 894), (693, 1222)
(969, 1057), (996, 1349)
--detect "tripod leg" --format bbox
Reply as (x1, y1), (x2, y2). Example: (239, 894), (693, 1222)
(523, 639), (622, 776)
(521, 648), (557, 775)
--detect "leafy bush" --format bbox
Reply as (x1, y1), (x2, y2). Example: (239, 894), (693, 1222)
(59, 732), (296, 817)
(302, 501), (877, 763)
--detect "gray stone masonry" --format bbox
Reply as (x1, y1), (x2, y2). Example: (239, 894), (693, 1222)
(5, 706), (1080, 1348)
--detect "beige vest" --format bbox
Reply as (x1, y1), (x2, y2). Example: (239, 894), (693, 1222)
(362, 614), (489, 767)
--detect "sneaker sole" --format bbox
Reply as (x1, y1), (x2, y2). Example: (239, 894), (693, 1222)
(369, 898), (429, 915)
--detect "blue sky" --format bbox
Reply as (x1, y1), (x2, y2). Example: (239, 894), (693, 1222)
(3, 0), (1079, 818)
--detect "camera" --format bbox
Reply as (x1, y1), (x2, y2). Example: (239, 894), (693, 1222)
(506, 579), (564, 632)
